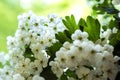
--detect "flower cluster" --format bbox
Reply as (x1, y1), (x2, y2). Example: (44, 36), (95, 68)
(50, 30), (120, 80)
(0, 11), (66, 80)
(0, 4), (120, 79)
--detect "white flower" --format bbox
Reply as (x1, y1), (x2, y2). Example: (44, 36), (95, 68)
(0, 66), (13, 80)
(112, 0), (120, 11)
(75, 66), (90, 79)
(68, 77), (76, 80)
(112, 27), (118, 33)
(118, 12), (120, 17)
(103, 44), (114, 53)
(49, 61), (63, 78)
(32, 75), (45, 80)
(100, 29), (112, 39)
(114, 56), (120, 63)
(15, 58), (31, 78)
(13, 74), (25, 80)
(55, 50), (67, 68)
(94, 44), (103, 53)
(7, 36), (16, 50)
(91, 70), (106, 80)
(9, 47), (24, 65)
(0, 77), (3, 80)
(55, 22), (66, 32)
(100, 29), (112, 44)
(29, 61), (43, 75)
(80, 40), (95, 59)
(71, 30), (88, 41)
(66, 45), (82, 69)
(73, 40), (81, 46)
(0, 52), (7, 65)
(34, 51), (49, 68)
(30, 42), (42, 54)
(112, 0), (120, 5)
(15, 30), (30, 45)
(63, 41), (72, 50)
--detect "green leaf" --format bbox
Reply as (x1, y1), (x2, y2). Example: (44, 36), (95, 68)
(64, 30), (71, 39)
(60, 73), (68, 80)
(55, 31), (72, 44)
(102, 25), (107, 31)
(0, 62), (3, 68)
(109, 31), (120, 46)
(102, 7), (119, 14)
(114, 14), (120, 21)
(41, 65), (57, 80)
(42, 42), (63, 80)
(91, 0), (119, 14)
(108, 20), (118, 29)
(66, 69), (77, 79)
(46, 42), (62, 56)
(116, 31), (120, 41)
(78, 18), (87, 31)
(62, 15), (79, 34)
(71, 15), (79, 30)
(84, 16), (100, 42)
(62, 19), (73, 34)
(109, 36), (119, 46)
(24, 45), (35, 62)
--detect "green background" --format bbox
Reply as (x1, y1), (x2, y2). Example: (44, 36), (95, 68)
(0, 0), (90, 52)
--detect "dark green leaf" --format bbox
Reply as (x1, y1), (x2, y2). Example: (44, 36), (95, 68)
(108, 20), (118, 29)
(41, 65), (57, 80)
(84, 16), (100, 42)
(55, 32), (72, 44)
(109, 31), (120, 46)
(78, 18), (87, 31)
(60, 73), (68, 80)
(116, 31), (120, 41)
(102, 25), (107, 31)
(113, 14), (120, 21)
(46, 42), (62, 56)
(109, 36), (119, 46)
(64, 30), (72, 39)
(66, 69), (77, 79)
(103, 7), (119, 14)
(24, 45), (35, 62)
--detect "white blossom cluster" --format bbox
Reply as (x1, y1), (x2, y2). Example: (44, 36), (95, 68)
(0, 11), (66, 80)
(50, 30), (120, 80)
(0, 11), (120, 80)
(96, 27), (118, 45)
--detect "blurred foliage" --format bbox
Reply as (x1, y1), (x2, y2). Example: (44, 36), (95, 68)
(0, 0), (87, 52)
(87, 0), (120, 61)
(0, 0), (22, 52)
